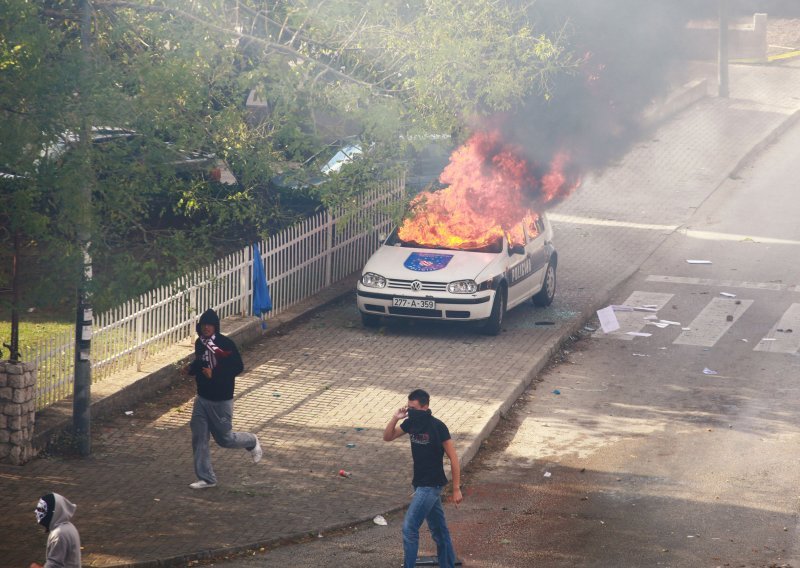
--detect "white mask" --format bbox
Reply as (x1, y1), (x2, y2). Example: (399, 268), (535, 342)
(35, 498), (48, 525)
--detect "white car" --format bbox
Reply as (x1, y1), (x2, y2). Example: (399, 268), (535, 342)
(356, 213), (557, 335)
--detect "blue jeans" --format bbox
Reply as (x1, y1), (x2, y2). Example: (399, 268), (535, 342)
(403, 486), (456, 568)
(190, 396), (257, 484)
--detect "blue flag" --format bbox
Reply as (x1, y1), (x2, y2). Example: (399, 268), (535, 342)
(252, 243), (272, 317)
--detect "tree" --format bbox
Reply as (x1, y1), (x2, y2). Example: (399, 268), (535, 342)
(1, 0), (573, 320)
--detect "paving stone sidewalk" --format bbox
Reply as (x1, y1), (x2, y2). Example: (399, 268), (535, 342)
(2, 60), (800, 568)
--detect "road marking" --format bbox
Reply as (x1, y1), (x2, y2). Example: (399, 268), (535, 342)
(646, 275), (800, 293)
(679, 227), (800, 246)
(673, 297), (753, 347)
(594, 291), (674, 341)
(548, 213), (678, 232)
(754, 303), (800, 354)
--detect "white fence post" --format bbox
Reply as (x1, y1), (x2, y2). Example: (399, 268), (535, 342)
(135, 309), (143, 371)
(324, 211), (333, 287)
(240, 245), (250, 316)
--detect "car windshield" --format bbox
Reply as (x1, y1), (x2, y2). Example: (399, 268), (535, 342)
(384, 228), (504, 254)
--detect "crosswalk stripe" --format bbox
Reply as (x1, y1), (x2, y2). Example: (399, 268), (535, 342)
(673, 297), (754, 347)
(594, 291), (674, 341)
(754, 303), (800, 354)
(645, 275), (790, 292)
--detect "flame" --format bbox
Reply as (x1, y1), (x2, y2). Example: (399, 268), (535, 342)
(398, 130), (580, 250)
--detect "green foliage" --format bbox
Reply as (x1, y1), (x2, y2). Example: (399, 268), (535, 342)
(0, 0), (574, 318)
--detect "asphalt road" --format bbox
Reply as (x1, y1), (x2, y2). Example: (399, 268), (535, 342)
(208, 92), (800, 568)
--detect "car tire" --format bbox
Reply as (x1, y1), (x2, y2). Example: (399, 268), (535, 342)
(361, 312), (382, 328)
(532, 261), (556, 307)
(483, 287), (506, 336)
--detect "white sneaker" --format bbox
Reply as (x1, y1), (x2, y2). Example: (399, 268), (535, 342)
(189, 480), (217, 489)
(250, 437), (263, 464)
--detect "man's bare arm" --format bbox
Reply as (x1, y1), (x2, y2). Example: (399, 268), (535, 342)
(443, 439), (463, 506)
(383, 406), (408, 441)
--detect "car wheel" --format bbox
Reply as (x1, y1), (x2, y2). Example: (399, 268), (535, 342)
(361, 312), (382, 328)
(483, 287), (506, 336)
(532, 261), (556, 307)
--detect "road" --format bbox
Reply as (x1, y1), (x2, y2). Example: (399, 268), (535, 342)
(210, 102), (800, 567)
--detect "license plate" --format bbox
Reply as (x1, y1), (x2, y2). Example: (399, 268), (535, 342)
(392, 297), (436, 310)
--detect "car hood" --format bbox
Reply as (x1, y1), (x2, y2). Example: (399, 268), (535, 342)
(362, 245), (500, 281)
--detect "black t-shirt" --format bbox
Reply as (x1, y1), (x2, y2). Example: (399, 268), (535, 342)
(401, 415), (451, 487)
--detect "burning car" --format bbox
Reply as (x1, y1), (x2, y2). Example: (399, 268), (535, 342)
(356, 128), (577, 335)
(356, 212), (556, 335)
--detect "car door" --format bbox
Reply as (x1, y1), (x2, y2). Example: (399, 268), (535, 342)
(505, 229), (535, 309)
(524, 215), (550, 293)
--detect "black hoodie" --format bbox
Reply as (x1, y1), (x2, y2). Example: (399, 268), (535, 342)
(189, 309), (244, 401)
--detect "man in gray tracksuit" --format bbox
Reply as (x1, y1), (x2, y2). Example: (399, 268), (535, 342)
(183, 308), (262, 489)
(31, 492), (81, 568)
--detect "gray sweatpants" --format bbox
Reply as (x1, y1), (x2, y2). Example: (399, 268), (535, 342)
(190, 395), (257, 484)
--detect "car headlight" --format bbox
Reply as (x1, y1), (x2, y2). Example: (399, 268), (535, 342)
(447, 279), (478, 294)
(361, 272), (387, 288)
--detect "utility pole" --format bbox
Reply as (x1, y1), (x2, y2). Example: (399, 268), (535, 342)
(718, 0), (730, 98)
(73, 0), (93, 456)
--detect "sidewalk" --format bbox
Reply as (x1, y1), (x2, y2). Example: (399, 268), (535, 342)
(2, 60), (800, 568)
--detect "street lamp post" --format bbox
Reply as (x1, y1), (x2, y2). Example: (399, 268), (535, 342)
(719, 0), (730, 98)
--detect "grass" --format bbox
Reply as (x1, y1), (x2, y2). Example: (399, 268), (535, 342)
(0, 314), (74, 354)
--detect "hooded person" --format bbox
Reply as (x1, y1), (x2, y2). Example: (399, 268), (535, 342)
(182, 308), (262, 489)
(31, 492), (81, 568)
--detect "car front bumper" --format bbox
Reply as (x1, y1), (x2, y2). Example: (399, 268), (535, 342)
(356, 286), (495, 321)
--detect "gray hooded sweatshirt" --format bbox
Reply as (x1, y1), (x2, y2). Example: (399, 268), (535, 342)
(43, 493), (81, 568)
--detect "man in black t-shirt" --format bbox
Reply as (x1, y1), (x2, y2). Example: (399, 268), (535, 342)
(383, 389), (463, 568)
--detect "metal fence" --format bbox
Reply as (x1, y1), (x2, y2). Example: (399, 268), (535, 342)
(25, 177), (405, 409)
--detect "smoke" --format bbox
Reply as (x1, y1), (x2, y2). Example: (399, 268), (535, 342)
(489, 1), (701, 174)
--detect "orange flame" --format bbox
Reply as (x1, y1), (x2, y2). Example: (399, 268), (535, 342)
(398, 130), (580, 249)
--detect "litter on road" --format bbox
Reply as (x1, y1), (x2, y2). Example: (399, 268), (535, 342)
(627, 332), (652, 337)
(686, 259), (712, 264)
(703, 367), (718, 375)
(373, 515), (387, 526)
(597, 306), (620, 333)
(720, 292), (737, 298)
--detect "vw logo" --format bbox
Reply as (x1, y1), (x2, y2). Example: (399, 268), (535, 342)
(410, 280), (422, 291)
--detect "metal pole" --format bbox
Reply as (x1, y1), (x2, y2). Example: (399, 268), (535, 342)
(73, 0), (93, 456)
(718, 0), (730, 98)
(9, 230), (21, 362)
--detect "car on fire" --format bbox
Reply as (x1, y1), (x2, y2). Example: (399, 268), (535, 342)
(356, 212), (557, 335)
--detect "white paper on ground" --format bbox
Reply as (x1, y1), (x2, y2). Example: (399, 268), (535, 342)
(686, 259), (712, 264)
(720, 292), (737, 298)
(627, 332), (652, 337)
(597, 306), (620, 333)
(659, 320), (681, 326)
